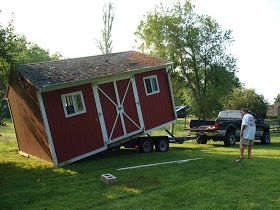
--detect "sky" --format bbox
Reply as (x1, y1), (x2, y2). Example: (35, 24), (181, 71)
(1, 0), (280, 104)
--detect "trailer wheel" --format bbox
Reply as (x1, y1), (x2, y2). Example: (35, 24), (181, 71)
(155, 139), (169, 152)
(139, 139), (153, 153)
(196, 136), (207, 144)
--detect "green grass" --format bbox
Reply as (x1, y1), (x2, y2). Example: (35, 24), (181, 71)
(151, 118), (191, 136)
(1, 120), (280, 209)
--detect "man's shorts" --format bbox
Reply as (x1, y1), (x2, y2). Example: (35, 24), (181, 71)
(240, 138), (254, 146)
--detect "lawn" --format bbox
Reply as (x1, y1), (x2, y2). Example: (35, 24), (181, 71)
(1, 119), (280, 210)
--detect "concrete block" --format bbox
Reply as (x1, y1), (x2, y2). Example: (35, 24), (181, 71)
(101, 173), (117, 185)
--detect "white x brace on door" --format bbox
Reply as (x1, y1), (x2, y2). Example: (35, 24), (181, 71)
(93, 77), (144, 144)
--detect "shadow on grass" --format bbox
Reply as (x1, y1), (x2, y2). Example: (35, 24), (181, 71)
(204, 140), (280, 150)
(1, 142), (280, 210)
(0, 162), (75, 209)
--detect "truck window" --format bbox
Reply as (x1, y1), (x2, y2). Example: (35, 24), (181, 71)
(218, 112), (228, 118)
(228, 112), (242, 119)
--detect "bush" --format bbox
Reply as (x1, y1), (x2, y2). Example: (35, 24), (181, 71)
(0, 99), (10, 119)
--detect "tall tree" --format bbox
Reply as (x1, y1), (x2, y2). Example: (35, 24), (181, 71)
(135, 1), (240, 119)
(97, 2), (114, 54)
(0, 20), (18, 97)
(171, 72), (189, 106)
(0, 20), (61, 99)
(222, 88), (268, 118)
(0, 15), (61, 125)
(274, 93), (280, 103)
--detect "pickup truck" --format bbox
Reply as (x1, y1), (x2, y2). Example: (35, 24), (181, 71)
(189, 110), (270, 146)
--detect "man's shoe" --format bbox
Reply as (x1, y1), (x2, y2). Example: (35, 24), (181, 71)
(235, 158), (244, 163)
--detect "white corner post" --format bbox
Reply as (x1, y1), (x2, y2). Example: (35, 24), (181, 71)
(36, 92), (58, 166)
(166, 67), (177, 120)
(131, 77), (145, 130)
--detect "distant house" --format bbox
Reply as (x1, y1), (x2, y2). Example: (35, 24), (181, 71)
(267, 102), (280, 117)
(6, 51), (176, 166)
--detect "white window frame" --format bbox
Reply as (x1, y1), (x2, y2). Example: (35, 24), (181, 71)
(143, 75), (160, 96)
(61, 91), (87, 118)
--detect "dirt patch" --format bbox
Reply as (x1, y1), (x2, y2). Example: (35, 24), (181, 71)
(136, 175), (161, 185)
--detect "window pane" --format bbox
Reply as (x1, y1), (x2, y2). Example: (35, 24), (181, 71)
(228, 111), (242, 119)
(151, 77), (158, 91)
(218, 111), (227, 118)
(74, 94), (84, 112)
(65, 96), (75, 114)
(145, 78), (152, 94)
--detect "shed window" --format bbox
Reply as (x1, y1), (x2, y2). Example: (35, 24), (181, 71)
(143, 75), (160, 96)
(61, 91), (86, 117)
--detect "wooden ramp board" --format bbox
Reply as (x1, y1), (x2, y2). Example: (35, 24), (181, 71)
(116, 158), (203, 171)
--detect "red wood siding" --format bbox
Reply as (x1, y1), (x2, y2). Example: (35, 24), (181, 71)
(135, 69), (175, 130)
(7, 72), (52, 162)
(42, 84), (104, 163)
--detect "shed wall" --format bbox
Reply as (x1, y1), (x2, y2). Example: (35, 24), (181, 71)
(7, 71), (52, 162)
(42, 84), (104, 163)
(135, 69), (175, 130)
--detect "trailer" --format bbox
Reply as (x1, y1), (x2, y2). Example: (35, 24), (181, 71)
(6, 51), (181, 166)
(108, 128), (195, 154)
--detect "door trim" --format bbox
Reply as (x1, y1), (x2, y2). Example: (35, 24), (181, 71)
(92, 85), (109, 144)
(92, 77), (144, 145)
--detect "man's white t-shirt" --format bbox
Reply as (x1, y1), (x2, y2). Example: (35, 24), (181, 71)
(242, 113), (256, 140)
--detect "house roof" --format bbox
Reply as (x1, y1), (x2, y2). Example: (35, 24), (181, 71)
(17, 51), (172, 91)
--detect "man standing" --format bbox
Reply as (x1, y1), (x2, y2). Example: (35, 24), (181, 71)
(236, 108), (256, 163)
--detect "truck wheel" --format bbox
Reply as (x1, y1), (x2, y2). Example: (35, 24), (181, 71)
(196, 136), (207, 144)
(139, 139), (153, 153)
(224, 131), (236, 146)
(261, 132), (270, 144)
(155, 138), (169, 152)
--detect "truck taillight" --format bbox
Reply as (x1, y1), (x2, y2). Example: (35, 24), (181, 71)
(214, 120), (219, 129)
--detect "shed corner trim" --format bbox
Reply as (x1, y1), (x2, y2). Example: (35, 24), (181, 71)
(36, 91), (58, 165)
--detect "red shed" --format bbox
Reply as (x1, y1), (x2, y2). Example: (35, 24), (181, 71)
(6, 51), (176, 166)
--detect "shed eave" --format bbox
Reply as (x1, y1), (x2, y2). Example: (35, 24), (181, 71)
(5, 70), (40, 98)
(39, 62), (173, 93)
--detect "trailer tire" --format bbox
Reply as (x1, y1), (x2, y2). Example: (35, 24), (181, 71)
(224, 131), (236, 146)
(155, 139), (169, 152)
(110, 146), (120, 152)
(196, 136), (208, 144)
(139, 139), (153, 153)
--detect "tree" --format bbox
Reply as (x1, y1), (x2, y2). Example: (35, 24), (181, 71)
(0, 15), (61, 126)
(222, 88), (267, 118)
(135, 1), (240, 119)
(0, 20), (61, 98)
(170, 71), (188, 106)
(274, 93), (280, 103)
(97, 2), (114, 54)
(0, 20), (18, 98)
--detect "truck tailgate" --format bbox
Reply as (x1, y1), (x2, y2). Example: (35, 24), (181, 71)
(190, 126), (216, 132)
(189, 120), (215, 128)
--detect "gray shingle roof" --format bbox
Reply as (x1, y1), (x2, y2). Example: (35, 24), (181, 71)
(17, 51), (171, 90)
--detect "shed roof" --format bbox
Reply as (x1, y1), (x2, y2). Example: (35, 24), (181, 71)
(17, 51), (172, 91)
